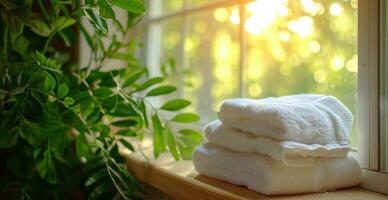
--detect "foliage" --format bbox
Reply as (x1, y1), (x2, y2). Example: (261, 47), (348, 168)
(0, 0), (202, 199)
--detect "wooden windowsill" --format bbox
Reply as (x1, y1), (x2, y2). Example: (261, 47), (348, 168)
(119, 141), (388, 200)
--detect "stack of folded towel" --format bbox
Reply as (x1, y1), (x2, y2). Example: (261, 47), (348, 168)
(192, 94), (362, 195)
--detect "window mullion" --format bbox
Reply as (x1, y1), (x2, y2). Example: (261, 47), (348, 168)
(238, 2), (246, 97)
(368, 0), (379, 171)
(380, 0), (388, 173)
(180, 8), (188, 98)
(358, 0), (379, 170)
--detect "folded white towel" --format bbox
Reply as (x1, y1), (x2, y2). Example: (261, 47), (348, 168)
(204, 120), (351, 166)
(218, 94), (353, 144)
(193, 143), (362, 195)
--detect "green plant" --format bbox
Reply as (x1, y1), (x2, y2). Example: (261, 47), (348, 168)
(0, 0), (202, 199)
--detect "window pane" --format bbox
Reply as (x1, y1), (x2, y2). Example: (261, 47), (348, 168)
(242, 0), (358, 147)
(147, 18), (183, 76)
(146, 18), (184, 107)
(149, 0), (184, 17)
(381, 0), (388, 173)
(184, 6), (240, 123)
(186, 0), (222, 8)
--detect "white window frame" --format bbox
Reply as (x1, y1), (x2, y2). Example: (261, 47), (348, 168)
(141, 0), (388, 195)
(358, 0), (388, 195)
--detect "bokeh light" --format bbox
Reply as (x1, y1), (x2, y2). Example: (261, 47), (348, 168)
(330, 3), (343, 16)
(314, 70), (327, 83)
(330, 56), (345, 71)
(214, 8), (229, 22)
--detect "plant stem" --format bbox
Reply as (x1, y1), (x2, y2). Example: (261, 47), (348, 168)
(42, 33), (55, 54)
(37, 0), (50, 21)
(106, 163), (129, 200)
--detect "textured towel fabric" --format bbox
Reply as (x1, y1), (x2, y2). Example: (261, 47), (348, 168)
(193, 143), (362, 195)
(218, 94), (353, 144)
(204, 120), (351, 166)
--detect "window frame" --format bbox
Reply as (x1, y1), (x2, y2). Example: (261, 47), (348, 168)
(357, 0), (379, 170)
(141, 0), (388, 195)
(359, 0), (388, 195)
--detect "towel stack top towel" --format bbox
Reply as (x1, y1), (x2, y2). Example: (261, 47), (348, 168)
(218, 94), (353, 145)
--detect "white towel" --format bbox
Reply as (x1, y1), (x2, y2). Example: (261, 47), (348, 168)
(204, 120), (351, 166)
(193, 143), (362, 195)
(218, 94), (353, 144)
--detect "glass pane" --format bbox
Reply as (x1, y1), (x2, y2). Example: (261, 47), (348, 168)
(242, 0), (358, 147)
(381, 0), (388, 173)
(184, 6), (240, 123)
(186, 0), (222, 8)
(149, 0), (184, 17)
(147, 19), (183, 76)
(146, 18), (183, 107)
(132, 26), (148, 67)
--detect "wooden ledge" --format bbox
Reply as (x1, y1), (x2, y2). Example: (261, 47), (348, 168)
(119, 142), (388, 200)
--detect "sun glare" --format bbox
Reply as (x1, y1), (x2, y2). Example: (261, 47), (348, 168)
(243, 0), (287, 35)
(287, 16), (314, 38)
(330, 3), (343, 16)
(229, 9), (240, 25)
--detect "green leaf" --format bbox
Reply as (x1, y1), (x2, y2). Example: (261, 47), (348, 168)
(120, 139), (134, 152)
(85, 168), (109, 187)
(93, 87), (112, 98)
(109, 102), (137, 117)
(166, 128), (179, 160)
(178, 129), (202, 140)
(145, 86), (176, 97)
(171, 113), (200, 123)
(88, 179), (112, 200)
(0, 129), (19, 148)
(122, 70), (145, 88)
(177, 141), (195, 160)
(139, 100), (148, 128)
(35, 51), (61, 69)
(57, 83), (69, 99)
(176, 129), (202, 160)
(59, 31), (71, 47)
(112, 0), (146, 14)
(43, 73), (56, 91)
(86, 108), (102, 124)
(10, 86), (25, 96)
(36, 148), (57, 184)
(115, 129), (136, 137)
(93, 124), (111, 139)
(19, 118), (44, 145)
(80, 24), (94, 48)
(135, 77), (164, 92)
(111, 119), (137, 127)
(160, 99), (191, 111)
(51, 16), (76, 32)
(84, 8), (108, 33)
(76, 133), (94, 160)
(102, 95), (118, 111)
(63, 97), (75, 106)
(152, 113), (166, 158)
(98, 0), (115, 18)
(27, 20), (51, 37)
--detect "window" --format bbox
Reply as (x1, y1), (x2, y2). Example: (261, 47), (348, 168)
(142, 0), (358, 145)
(137, 0), (388, 194)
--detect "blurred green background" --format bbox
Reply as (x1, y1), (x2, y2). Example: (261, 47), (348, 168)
(145, 0), (357, 146)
